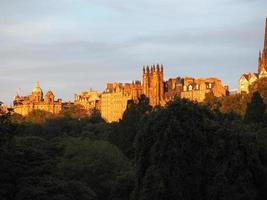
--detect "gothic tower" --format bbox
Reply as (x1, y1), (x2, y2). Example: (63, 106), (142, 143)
(258, 18), (267, 75)
(142, 64), (165, 106)
(143, 65), (150, 98)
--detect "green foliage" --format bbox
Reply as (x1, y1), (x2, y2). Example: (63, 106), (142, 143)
(60, 104), (89, 119)
(249, 77), (267, 106)
(0, 135), (92, 200)
(244, 92), (266, 123)
(2, 95), (267, 200)
(108, 95), (152, 159)
(25, 109), (55, 124)
(133, 99), (267, 200)
(10, 113), (25, 124)
(204, 92), (222, 112)
(220, 94), (248, 117)
(57, 137), (133, 200)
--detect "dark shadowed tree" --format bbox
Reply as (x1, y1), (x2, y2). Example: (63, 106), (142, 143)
(108, 95), (152, 159)
(133, 99), (267, 200)
(244, 91), (266, 123)
(203, 91), (222, 112)
(249, 77), (267, 107)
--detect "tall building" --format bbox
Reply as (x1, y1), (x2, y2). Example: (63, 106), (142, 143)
(143, 64), (165, 106)
(100, 81), (142, 122)
(13, 81), (62, 116)
(239, 18), (267, 93)
(100, 66), (227, 122)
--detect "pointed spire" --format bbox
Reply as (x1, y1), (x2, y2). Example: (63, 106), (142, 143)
(156, 64), (160, 71)
(146, 65), (150, 73)
(262, 18), (267, 70)
(264, 18), (267, 51)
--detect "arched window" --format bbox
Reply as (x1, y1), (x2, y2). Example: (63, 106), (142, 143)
(183, 85), (187, 91)
(188, 85), (193, 91)
(195, 84), (199, 90)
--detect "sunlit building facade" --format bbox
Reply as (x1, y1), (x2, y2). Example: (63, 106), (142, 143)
(13, 81), (62, 116)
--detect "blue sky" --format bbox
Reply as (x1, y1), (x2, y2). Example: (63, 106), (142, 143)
(0, 0), (266, 104)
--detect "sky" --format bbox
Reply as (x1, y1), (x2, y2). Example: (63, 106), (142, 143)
(0, 0), (267, 105)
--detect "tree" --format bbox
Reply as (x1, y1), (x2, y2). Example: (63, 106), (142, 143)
(203, 91), (222, 112)
(25, 109), (55, 124)
(60, 104), (89, 119)
(108, 95), (152, 159)
(244, 91), (266, 123)
(57, 137), (133, 200)
(220, 94), (248, 117)
(249, 77), (267, 107)
(133, 99), (266, 200)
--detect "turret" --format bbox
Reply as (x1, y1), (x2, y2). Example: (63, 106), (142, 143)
(152, 65), (155, 72)
(156, 64), (160, 72)
(45, 90), (55, 103)
(146, 66), (150, 73)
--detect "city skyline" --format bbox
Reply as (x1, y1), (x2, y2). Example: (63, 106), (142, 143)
(0, 0), (267, 104)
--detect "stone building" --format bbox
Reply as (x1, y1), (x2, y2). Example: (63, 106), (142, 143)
(100, 81), (142, 122)
(100, 65), (227, 122)
(0, 102), (8, 115)
(180, 77), (227, 102)
(143, 64), (165, 106)
(238, 18), (267, 93)
(74, 90), (101, 112)
(13, 81), (62, 116)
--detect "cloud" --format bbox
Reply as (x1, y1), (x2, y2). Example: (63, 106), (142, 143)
(0, 0), (267, 104)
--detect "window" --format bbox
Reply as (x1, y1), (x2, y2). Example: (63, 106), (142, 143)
(209, 83), (212, 88)
(188, 85), (193, 91)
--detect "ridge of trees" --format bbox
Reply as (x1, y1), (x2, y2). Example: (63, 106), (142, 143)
(1, 81), (267, 199)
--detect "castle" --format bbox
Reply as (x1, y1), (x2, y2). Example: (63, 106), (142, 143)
(13, 81), (62, 116)
(238, 18), (267, 93)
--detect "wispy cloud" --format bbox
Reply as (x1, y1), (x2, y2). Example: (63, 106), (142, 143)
(0, 0), (266, 103)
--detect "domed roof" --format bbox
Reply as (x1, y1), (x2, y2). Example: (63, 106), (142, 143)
(32, 81), (43, 93)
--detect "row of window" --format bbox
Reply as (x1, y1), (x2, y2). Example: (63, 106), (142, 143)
(183, 83), (213, 91)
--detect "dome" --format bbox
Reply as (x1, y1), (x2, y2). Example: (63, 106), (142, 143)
(32, 81), (43, 93)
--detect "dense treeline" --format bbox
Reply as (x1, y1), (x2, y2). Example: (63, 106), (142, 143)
(1, 84), (267, 199)
(204, 77), (267, 119)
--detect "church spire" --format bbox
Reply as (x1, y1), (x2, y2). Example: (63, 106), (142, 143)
(260, 18), (267, 72)
(264, 18), (267, 52)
